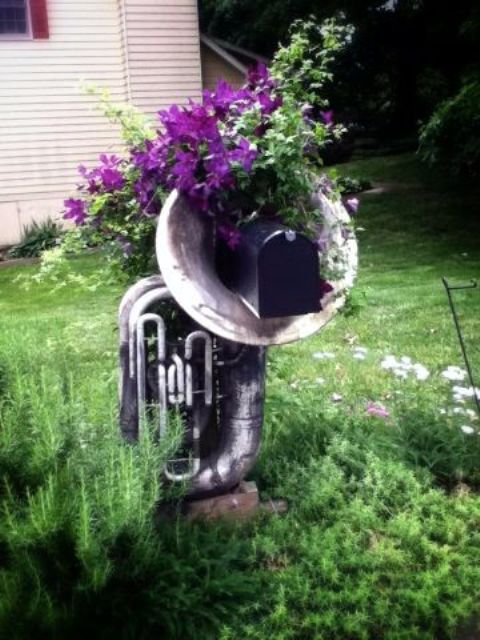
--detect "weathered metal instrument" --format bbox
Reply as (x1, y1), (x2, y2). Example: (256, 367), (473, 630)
(119, 190), (357, 498)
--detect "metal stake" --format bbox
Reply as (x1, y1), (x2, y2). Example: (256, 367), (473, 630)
(442, 278), (480, 417)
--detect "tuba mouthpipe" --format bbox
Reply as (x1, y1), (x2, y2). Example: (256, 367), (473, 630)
(136, 313), (166, 436)
(119, 276), (168, 441)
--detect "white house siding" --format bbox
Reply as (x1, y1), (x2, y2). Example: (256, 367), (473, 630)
(123, 0), (203, 116)
(0, 0), (203, 247)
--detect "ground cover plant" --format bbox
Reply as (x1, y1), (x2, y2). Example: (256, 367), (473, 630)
(54, 19), (355, 283)
(1, 153), (480, 639)
(7, 218), (63, 259)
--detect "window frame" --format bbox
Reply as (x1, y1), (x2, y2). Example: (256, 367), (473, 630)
(0, 0), (32, 41)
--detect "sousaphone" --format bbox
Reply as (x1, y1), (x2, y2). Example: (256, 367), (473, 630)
(119, 189), (357, 497)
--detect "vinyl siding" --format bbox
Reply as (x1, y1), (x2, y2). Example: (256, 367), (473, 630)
(123, 0), (202, 116)
(0, 0), (202, 246)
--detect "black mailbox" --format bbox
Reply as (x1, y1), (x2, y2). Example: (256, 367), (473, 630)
(217, 220), (321, 319)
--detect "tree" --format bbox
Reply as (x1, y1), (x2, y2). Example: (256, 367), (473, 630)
(199, 0), (480, 138)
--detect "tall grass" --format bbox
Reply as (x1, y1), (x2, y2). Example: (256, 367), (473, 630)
(1, 154), (480, 638)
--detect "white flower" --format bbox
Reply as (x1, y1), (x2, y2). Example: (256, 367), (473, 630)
(353, 352), (366, 360)
(313, 351), (335, 360)
(439, 408), (447, 415)
(413, 364), (430, 381)
(315, 377), (325, 385)
(381, 355), (397, 370)
(461, 425), (475, 435)
(331, 393), (343, 402)
(441, 366), (467, 382)
(354, 347), (368, 354)
(452, 385), (480, 400)
(380, 354), (429, 381)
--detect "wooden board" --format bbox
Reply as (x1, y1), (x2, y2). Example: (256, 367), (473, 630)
(183, 481), (288, 521)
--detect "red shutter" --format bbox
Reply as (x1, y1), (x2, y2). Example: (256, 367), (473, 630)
(30, 0), (49, 39)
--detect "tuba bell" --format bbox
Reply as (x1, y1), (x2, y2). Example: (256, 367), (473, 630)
(119, 190), (357, 498)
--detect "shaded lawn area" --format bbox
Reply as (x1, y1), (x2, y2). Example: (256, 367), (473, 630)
(1, 153), (480, 639)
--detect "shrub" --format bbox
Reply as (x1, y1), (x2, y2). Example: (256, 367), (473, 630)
(37, 18), (353, 285)
(7, 218), (63, 259)
(419, 75), (480, 179)
(222, 439), (480, 640)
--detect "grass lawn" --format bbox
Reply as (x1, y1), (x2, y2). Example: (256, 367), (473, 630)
(1, 153), (480, 639)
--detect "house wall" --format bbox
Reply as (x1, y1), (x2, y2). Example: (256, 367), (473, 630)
(123, 0), (203, 116)
(0, 0), (203, 247)
(200, 43), (245, 91)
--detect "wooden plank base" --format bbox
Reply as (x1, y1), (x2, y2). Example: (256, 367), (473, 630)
(183, 481), (288, 522)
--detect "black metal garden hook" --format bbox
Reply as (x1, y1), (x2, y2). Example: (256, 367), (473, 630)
(442, 278), (480, 417)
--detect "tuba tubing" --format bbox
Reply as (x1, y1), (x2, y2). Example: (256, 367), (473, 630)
(119, 276), (267, 497)
(119, 275), (166, 441)
(189, 339), (266, 497)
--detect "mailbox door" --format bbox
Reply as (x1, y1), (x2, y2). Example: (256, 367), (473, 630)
(257, 233), (321, 318)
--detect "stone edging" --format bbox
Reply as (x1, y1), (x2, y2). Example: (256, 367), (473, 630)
(0, 256), (40, 270)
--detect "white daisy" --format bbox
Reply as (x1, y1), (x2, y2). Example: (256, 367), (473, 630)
(461, 425), (475, 435)
(441, 366), (467, 382)
(313, 351), (335, 360)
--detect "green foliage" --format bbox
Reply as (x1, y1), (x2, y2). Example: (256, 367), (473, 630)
(7, 218), (63, 259)
(230, 17), (349, 235)
(226, 442), (480, 640)
(2, 153), (480, 638)
(200, 1), (480, 139)
(33, 19), (350, 289)
(391, 401), (480, 490)
(419, 76), (480, 179)
(26, 89), (159, 289)
(271, 17), (353, 110)
(335, 175), (372, 194)
(82, 84), (155, 147)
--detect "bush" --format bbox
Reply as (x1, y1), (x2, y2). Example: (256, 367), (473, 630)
(222, 439), (480, 640)
(38, 18), (352, 286)
(419, 76), (480, 179)
(7, 218), (63, 259)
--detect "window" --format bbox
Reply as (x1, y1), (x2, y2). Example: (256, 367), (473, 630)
(0, 1), (49, 39)
(0, 0), (29, 36)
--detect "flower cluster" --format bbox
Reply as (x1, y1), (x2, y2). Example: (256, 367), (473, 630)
(130, 64), (284, 238)
(61, 19), (356, 278)
(381, 355), (430, 381)
(65, 64), (289, 252)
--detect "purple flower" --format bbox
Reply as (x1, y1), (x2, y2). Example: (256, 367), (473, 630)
(318, 174), (334, 195)
(366, 402), (390, 419)
(319, 279), (334, 298)
(320, 110), (334, 126)
(247, 63), (277, 91)
(116, 235), (134, 257)
(258, 91), (283, 116)
(218, 222), (242, 249)
(63, 198), (88, 226)
(316, 225), (329, 252)
(78, 164), (98, 195)
(203, 80), (237, 120)
(77, 154), (125, 194)
(100, 167), (125, 191)
(229, 138), (258, 172)
(345, 197), (359, 215)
